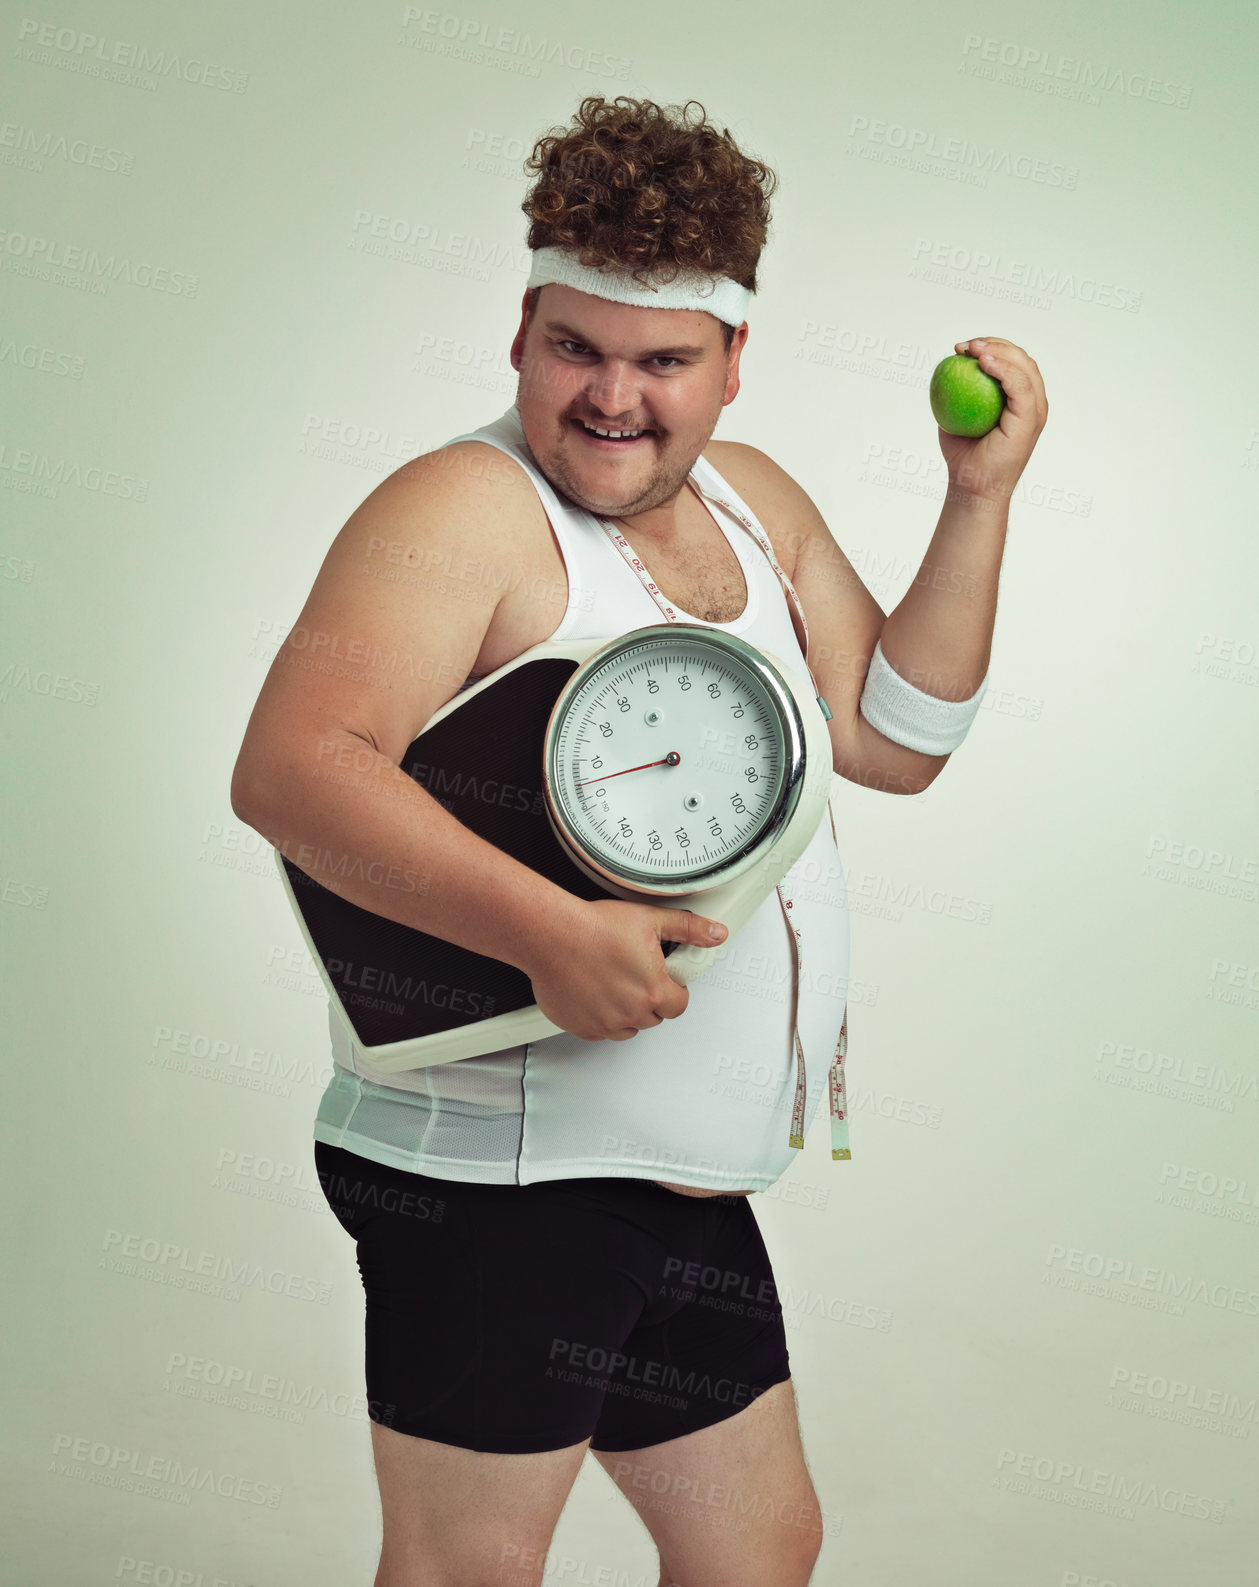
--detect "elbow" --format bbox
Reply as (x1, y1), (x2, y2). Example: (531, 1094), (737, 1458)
(838, 759), (947, 796)
(834, 759), (929, 796)
(900, 753), (950, 796)
(230, 758), (264, 826)
(833, 714), (935, 796)
(833, 735), (947, 796)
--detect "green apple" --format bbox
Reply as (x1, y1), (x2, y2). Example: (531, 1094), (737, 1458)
(929, 353), (1005, 437)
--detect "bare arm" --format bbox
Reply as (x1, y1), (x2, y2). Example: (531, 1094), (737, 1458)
(230, 441), (587, 975)
(230, 444), (725, 1042)
(702, 441), (933, 795)
(711, 344), (1046, 799)
(236, 729), (588, 977)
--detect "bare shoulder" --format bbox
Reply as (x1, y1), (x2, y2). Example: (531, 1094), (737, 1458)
(400, 437), (563, 679)
(396, 437), (543, 517)
(700, 438), (815, 580)
(701, 437), (807, 505)
(385, 435), (555, 590)
(232, 436), (555, 790)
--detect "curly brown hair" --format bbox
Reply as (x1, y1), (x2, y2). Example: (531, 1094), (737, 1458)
(520, 95), (778, 351)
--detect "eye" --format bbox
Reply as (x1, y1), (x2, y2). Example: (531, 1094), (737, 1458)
(555, 340), (684, 369)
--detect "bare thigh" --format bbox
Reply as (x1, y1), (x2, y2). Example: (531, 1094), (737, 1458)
(370, 1421), (590, 1587)
(589, 1378), (824, 1587)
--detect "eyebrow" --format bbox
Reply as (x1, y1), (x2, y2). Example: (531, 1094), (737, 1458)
(542, 319), (710, 358)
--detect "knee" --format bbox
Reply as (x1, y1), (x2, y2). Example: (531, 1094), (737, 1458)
(488, 1539), (551, 1587)
(779, 1504), (824, 1586)
(377, 1536), (552, 1587)
(800, 1520), (824, 1574)
(487, 1551), (549, 1587)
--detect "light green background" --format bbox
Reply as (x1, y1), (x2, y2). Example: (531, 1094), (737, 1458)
(3, 1), (1257, 1581)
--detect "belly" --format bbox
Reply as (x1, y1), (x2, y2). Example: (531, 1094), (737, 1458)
(653, 1179), (753, 1198)
(451, 445), (815, 1200)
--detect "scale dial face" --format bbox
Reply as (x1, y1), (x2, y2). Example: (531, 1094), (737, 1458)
(544, 626), (807, 892)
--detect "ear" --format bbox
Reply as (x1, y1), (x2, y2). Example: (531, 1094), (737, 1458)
(721, 322), (749, 407)
(509, 287), (536, 373)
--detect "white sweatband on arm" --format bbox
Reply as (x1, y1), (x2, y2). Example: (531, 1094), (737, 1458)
(857, 637), (988, 755)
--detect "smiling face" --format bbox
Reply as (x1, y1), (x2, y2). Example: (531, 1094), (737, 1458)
(508, 282), (748, 527)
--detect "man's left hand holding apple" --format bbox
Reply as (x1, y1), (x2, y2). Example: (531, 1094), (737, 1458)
(939, 336), (1049, 505)
(863, 335), (1050, 778)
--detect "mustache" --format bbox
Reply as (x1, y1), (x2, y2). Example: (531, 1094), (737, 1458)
(570, 415), (657, 432)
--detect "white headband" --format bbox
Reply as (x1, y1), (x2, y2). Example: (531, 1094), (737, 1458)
(526, 244), (751, 327)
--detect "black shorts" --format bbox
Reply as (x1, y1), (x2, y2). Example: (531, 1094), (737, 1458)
(314, 1140), (792, 1455)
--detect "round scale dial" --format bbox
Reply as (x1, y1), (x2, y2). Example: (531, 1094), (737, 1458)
(543, 626), (808, 896)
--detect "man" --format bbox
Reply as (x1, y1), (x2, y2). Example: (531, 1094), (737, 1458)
(231, 95), (1046, 1587)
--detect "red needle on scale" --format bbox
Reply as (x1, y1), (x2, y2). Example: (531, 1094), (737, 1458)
(576, 752), (680, 787)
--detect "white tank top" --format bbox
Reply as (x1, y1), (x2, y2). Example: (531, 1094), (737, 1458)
(312, 404), (852, 1192)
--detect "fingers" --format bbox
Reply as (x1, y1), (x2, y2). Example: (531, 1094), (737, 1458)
(660, 982), (689, 1021)
(952, 337), (1048, 425)
(954, 336), (1024, 355)
(953, 335), (1040, 375)
(955, 337), (1012, 378)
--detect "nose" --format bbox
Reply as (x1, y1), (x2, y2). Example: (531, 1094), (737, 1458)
(583, 360), (643, 424)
